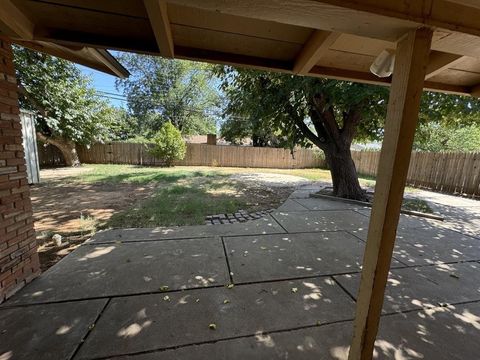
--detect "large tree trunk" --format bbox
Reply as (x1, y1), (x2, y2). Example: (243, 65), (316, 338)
(37, 133), (80, 166)
(292, 93), (367, 201)
(324, 146), (367, 201)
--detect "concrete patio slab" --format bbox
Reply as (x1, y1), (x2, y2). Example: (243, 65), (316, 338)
(4, 192), (479, 360)
(0, 299), (107, 360)
(374, 301), (480, 360)
(334, 262), (480, 313)
(293, 198), (364, 211)
(89, 215), (285, 243)
(438, 217), (480, 240)
(118, 321), (353, 360)
(101, 301), (480, 360)
(8, 238), (230, 305)
(271, 210), (369, 233)
(276, 199), (309, 211)
(224, 232), (402, 283)
(76, 278), (355, 359)
(354, 208), (442, 229)
(349, 226), (480, 266)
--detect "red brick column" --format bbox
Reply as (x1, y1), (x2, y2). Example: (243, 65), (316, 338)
(0, 36), (40, 303)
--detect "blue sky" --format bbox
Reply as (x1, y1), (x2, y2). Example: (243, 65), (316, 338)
(77, 65), (127, 108)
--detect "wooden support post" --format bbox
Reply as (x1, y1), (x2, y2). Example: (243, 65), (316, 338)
(348, 27), (433, 360)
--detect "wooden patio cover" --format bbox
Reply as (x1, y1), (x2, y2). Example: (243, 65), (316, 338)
(2, 1), (479, 359)
(3, 1), (480, 95)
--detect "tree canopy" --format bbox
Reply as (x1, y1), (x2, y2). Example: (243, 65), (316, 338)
(13, 46), (115, 145)
(13, 46), (119, 165)
(216, 66), (480, 199)
(218, 67), (480, 151)
(116, 54), (220, 137)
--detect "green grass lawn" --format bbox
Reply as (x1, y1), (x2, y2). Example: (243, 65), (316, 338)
(69, 164), (336, 184)
(61, 164), (317, 228)
(107, 176), (247, 227)
(55, 164), (391, 229)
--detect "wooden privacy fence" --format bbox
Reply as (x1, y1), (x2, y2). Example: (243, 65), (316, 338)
(75, 142), (325, 169)
(39, 142), (480, 196)
(352, 151), (480, 197)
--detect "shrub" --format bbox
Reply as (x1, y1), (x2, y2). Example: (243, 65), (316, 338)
(149, 122), (186, 166)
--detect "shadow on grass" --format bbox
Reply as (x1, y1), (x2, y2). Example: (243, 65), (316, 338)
(105, 182), (246, 228)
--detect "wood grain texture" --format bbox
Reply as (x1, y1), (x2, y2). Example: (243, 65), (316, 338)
(144, 0), (174, 57)
(348, 27), (433, 360)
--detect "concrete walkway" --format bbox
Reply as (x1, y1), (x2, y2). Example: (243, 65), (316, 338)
(1, 188), (480, 360)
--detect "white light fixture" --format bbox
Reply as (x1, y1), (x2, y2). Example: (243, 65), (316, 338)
(370, 49), (395, 78)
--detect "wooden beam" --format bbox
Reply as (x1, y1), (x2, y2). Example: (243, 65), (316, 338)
(167, 0), (480, 40)
(167, 0), (417, 41)
(425, 51), (464, 79)
(144, 0), (174, 58)
(89, 49), (130, 78)
(348, 27), (433, 360)
(470, 84), (480, 97)
(175, 46), (293, 72)
(0, 0), (34, 39)
(308, 65), (469, 95)
(16, 40), (129, 78)
(293, 30), (340, 74)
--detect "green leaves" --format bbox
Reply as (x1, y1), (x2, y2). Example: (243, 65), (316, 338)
(216, 67), (389, 148)
(13, 46), (115, 145)
(115, 54), (219, 136)
(148, 122), (187, 166)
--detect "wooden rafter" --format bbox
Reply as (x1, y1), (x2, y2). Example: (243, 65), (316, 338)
(348, 27), (433, 360)
(308, 65), (469, 95)
(90, 49), (130, 78)
(144, 0), (175, 58)
(0, 0), (34, 40)
(425, 51), (464, 79)
(168, 0), (480, 40)
(16, 40), (129, 78)
(175, 46), (293, 72)
(293, 30), (340, 74)
(470, 83), (480, 97)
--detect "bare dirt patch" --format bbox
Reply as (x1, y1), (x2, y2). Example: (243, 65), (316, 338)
(31, 181), (156, 234)
(32, 166), (304, 271)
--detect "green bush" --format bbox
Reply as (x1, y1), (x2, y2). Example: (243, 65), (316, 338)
(149, 122), (186, 166)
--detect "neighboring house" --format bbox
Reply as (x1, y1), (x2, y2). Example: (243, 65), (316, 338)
(183, 135), (208, 144)
(183, 134), (217, 145)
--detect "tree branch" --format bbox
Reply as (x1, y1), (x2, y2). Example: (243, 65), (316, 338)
(17, 84), (47, 117)
(312, 93), (341, 145)
(341, 103), (363, 144)
(292, 115), (327, 151)
(309, 108), (329, 142)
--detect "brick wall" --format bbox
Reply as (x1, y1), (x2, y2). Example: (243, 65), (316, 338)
(0, 36), (40, 303)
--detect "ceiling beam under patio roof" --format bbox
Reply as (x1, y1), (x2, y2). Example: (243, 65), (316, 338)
(0, 0), (34, 40)
(293, 30), (340, 75)
(144, 0), (175, 58)
(469, 83), (480, 97)
(425, 51), (465, 80)
(167, 0), (480, 40)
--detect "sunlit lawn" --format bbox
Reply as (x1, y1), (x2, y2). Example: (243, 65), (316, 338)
(62, 164), (324, 228)
(71, 164), (376, 186)
(40, 164), (425, 231)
